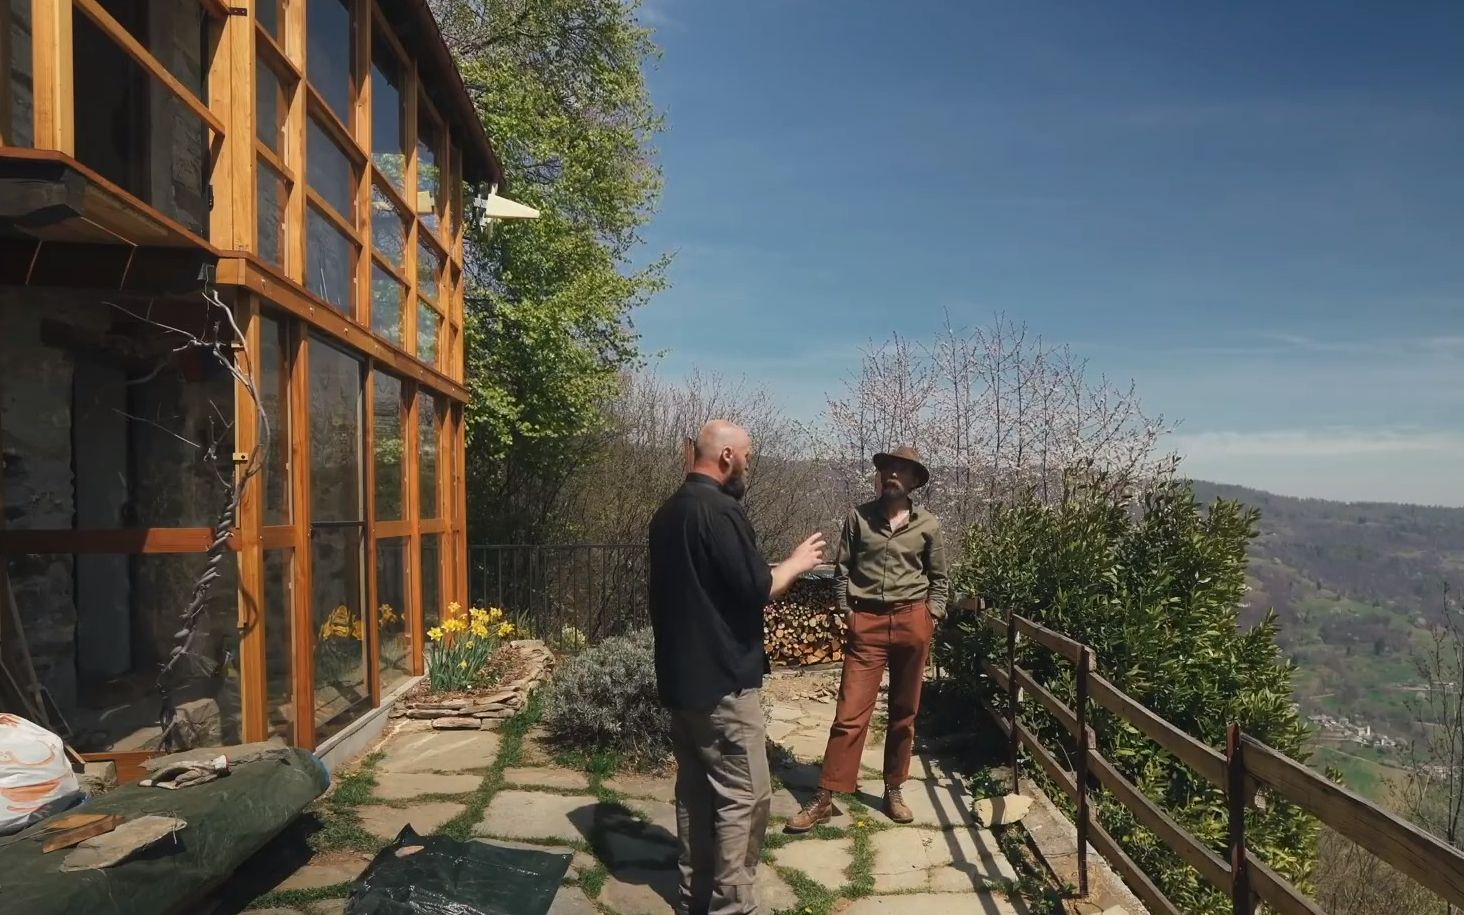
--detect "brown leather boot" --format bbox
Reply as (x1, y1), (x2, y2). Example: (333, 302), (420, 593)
(785, 789), (835, 834)
(884, 784), (914, 824)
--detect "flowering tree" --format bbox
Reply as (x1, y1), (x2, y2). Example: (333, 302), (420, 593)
(821, 313), (1177, 535)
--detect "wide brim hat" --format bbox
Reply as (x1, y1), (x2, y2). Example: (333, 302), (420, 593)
(872, 446), (930, 489)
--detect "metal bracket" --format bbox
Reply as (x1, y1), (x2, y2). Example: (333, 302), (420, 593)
(232, 451), (250, 464)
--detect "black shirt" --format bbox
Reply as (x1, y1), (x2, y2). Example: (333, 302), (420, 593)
(648, 474), (774, 710)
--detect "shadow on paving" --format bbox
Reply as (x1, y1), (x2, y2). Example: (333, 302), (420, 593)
(204, 813), (336, 914)
(568, 800), (680, 909)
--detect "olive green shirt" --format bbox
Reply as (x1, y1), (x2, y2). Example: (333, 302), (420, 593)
(833, 499), (950, 618)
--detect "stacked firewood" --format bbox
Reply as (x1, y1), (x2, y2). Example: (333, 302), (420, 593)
(765, 575), (847, 667)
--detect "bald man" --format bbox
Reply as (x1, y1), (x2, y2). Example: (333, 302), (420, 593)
(649, 420), (826, 915)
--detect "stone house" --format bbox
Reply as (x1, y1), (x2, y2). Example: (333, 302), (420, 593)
(0, 0), (531, 773)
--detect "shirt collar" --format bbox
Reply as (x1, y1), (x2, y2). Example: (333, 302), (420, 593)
(686, 472), (721, 489)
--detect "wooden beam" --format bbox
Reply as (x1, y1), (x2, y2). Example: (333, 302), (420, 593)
(32, 0), (75, 153)
(1089, 673), (1229, 790)
(287, 326), (316, 749)
(74, 0), (227, 138)
(355, 0), (373, 332)
(207, 0), (255, 250)
(216, 256), (469, 401)
(236, 294), (268, 743)
(283, 0), (307, 284)
(364, 356), (381, 710)
(0, 528), (238, 555)
(405, 380), (423, 676)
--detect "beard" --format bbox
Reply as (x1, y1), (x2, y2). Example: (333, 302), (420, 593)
(880, 479), (906, 502)
(722, 467), (749, 502)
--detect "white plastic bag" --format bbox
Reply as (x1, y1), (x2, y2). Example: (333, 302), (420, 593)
(0, 713), (84, 835)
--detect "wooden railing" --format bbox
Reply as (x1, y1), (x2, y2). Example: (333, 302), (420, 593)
(958, 598), (1464, 915)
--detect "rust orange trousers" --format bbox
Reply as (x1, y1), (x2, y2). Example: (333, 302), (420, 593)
(817, 601), (934, 793)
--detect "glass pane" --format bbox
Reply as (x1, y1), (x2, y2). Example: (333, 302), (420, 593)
(264, 549), (294, 741)
(257, 0), (285, 42)
(313, 526), (368, 742)
(256, 62), (287, 152)
(307, 205), (355, 312)
(371, 263), (405, 347)
(417, 239), (440, 301)
(417, 300), (440, 366)
(376, 537), (411, 695)
(416, 110), (442, 230)
(257, 160), (287, 266)
(421, 533), (441, 632)
(261, 313), (291, 525)
(4, 0), (35, 146)
(371, 186), (406, 267)
(419, 393), (439, 520)
(373, 372), (404, 520)
(309, 337), (363, 523)
(127, 354), (234, 528)
(309, 117), (357, 220)
(307, 0), (352, 123)
(135, 553), (243, 747)
(371, 36), (406, 191)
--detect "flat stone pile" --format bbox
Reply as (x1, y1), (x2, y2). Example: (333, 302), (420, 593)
(390, 639), (554, 730)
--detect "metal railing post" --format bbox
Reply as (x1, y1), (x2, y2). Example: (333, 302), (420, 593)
(1007, 608), (1020, 794)
(1076, 645), (1093, 897)
(1226, 723), (1254, 915)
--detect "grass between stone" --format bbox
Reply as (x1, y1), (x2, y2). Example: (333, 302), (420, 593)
(436, 691), (544, 842)
(308, 751), (387, 855)
(245, 881), (356, 910)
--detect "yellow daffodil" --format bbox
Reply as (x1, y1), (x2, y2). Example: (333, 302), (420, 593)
(470, 607), (489, 623)
(427, 626), (444, 642)
(458, 660), (468, 669)
(497, 622), (515, 638)
(351, 619), (364, 640)
(470, 622), (490, 639)
(488, 607), (504, 621)
(443, 617), (467, 633)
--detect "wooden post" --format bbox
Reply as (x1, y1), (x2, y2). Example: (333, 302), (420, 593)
(235, 293), (268, 742)
(1006, 609), (1020, 794)
(1075, 645), (1093, 897)
(32, 0), (74, 153)
(1226, 723), (1254, 915)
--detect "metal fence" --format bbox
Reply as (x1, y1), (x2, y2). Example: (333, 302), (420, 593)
(468, 544), (649, 647)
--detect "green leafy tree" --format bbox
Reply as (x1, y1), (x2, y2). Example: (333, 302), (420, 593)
(431, 0), (667, 543)
(940, 477), (1317, 914)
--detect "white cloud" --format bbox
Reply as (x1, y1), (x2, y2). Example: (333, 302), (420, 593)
(1172, 428), (1464, 459)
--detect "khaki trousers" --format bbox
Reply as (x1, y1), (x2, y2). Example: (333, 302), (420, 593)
(819, 601), (934, 793)
(669, 688), (772, 915)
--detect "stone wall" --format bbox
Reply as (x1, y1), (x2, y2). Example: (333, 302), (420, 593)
(0, 288), (240, 747)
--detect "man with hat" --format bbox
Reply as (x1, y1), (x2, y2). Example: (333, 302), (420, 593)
(786, 446), (949, 831)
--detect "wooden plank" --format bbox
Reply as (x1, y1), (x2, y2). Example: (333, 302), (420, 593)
(287, 327), (316, 749)
(42, 814), (124, 853)
(235, 294), (268, 743)
(32, 0), (75, 153)
(980, 612), (1005, 638)
(261, 526), (296, 549)
(1013, 665), (1078, 736)
(354, 0), (373, 332)
(0, 528), (237, 554)
(283, 0), (307, 284)
(1014, 716), (1078, 802)
(216, 257), (470, 401)
(78, 751), (155, 784)
(306, 188), (362, 240)
(74, 0), (227, 138)
(1249, 856), (1324, 915)
(1014, 614), (1086, 664)
(1089, 752), (1232, 892)
(305, 87), (368, 166)
(1088, 819), (1186, 915)
(1089, 672), (1228, 789)
(1242, 735), (1464, 907)
(405, 379), (423, 676)
(255, 21), (301, 83)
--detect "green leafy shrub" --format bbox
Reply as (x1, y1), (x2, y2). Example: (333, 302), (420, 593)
(544, 628), (671, 766)
(939, 477), (1316, 914)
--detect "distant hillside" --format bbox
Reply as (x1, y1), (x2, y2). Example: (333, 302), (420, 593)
(1191, 481), (1464, 758)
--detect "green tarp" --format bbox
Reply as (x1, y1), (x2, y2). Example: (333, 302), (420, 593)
(0, 748), (329, 915)
(344, 826), (572, 915)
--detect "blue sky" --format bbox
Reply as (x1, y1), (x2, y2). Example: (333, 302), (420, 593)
(628, 0), (1464, 506)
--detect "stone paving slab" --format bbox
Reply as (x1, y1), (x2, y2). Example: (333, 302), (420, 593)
(548, 886), (598, 915)
(842, 891), (1033, 914)
(376, 728), (502, 774)
(626, 797), (678, 836)
(598, 864), (796, 914)
(306, 902), (347, 915)
(870, 827), (1016, 894)
(503, 766), (592, 791)
(771, 836), (853, 889)
(271, 857), (366, 892)
(357, 801), (467, 840)
(476, 790), (599, 841)
(859, 778), (974, 828)
(603, 773), (677, 804)
(373, 771), (482, 800)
